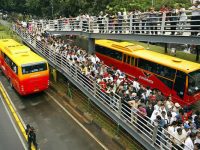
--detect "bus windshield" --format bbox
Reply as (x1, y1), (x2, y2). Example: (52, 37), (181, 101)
(188, 69), (200, 95)
(22, 62), (47, 74)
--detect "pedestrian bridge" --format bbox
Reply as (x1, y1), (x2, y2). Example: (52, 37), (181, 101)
(13, 24), (193, 150)
(29, 13), (200, 45)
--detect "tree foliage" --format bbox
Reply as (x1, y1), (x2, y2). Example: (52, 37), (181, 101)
(0, 0), (192, 18)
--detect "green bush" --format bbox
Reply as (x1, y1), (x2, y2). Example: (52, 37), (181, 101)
(0, 25), (5, 31)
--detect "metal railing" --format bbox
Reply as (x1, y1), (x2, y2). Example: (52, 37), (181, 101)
(27, 12), (200, 37)
(13, 24), (192, 150)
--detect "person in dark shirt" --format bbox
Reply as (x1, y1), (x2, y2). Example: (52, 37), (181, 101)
(26, 125), (38, 150)
(146, 102), (154, 118)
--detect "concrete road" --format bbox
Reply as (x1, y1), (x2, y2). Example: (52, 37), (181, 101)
(0, 94), (25, 150)
(0, 73), (105, 150)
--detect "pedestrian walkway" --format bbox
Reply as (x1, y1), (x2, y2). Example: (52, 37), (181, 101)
(27, 11), (200, 45)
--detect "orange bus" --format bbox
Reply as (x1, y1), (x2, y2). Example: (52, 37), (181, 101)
(95, 40), (200, 106)
(0, 39), (49, 95)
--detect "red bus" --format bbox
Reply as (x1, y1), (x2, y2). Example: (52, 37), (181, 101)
(0, 39), (49, 95)
(95, 40), (200, 106)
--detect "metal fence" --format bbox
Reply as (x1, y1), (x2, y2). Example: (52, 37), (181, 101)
(28, 12), (200, 37)
(13, 24), (192, 150)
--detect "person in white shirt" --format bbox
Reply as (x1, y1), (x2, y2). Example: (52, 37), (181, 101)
(166, 111), (176, 125)
(178, 5), (188, 35)
(154, 101), (162, 111)
(168, 121), (178, 139)
(189, 1), (200, 36)
(172, 128), (186, 150)
(184, 132), (196, 150)
(194, 131), (200, 144)
(132, 78), (140, 92)
(150, 109), (160, 124)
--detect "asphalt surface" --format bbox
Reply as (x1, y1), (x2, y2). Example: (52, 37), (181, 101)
(0, 92), (25, 150)
(0, 72), (104, 150)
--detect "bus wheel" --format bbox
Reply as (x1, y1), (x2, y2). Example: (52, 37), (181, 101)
(9, 79), (13, 88)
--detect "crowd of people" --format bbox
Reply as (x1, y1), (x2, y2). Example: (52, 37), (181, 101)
(15, 9), (200, 149)
(37, 2), (200, 36)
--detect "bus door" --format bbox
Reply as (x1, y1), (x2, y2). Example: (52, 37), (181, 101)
(173, 71), (186, 100)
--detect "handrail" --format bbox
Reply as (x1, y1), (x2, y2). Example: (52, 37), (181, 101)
(25, 12), (200, 37)
(13, 24), (193, 150)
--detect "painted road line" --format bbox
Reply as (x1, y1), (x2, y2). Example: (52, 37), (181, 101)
(0, 82), (35, 150)
(46, 91), (109, 150)
(0, 94), (27, 149)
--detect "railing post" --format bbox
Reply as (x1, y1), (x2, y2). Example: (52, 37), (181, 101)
(130, 14), (133, 33)
(80, 18), (83, 31)
(152, 122), (158, 145)
(161, 12), (166, 35)
(106, 17), (109, 33)
(88, 18), (90, 33)
(75, 65), (78, 79)
(93, 80), (96, 96)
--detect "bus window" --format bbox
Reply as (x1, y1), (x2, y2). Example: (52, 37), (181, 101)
(4, 54), (12, 66)
(127, 56), (130, 64)
(95, 45), (122, 61)
(131, 57), (134, 66)
(4, 54), (18, 74)
(138, 58), (176, 80)
(174, 71), (186, 99)
(157, 76), (173, 89)
(22, 62), (47, 74)
(188, 69), (200, 95)
(123, 54), (126, 63)
(11, 62), (18, 74)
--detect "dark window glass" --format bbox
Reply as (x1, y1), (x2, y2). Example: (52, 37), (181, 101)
(157, 76), (173, 89)
(174, 71), (186, 99)
(4, 54), (18, 74)
(95, 45), (122, 61)
(22, 62), (47, 74)
(188, 69), (200, 95)
(131, 57), (134, 66)
(138, 58), (176, 80)
(127, 56), (130, 64)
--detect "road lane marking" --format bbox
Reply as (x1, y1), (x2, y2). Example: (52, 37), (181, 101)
(0, 94), (27, 150)
(0, 82), (35, 150)
(46, 91), (109, 150)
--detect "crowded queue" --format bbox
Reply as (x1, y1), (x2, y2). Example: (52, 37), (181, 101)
(14, 19), (200, 150)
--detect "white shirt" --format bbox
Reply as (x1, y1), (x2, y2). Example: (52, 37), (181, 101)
(173, 131), (186, 145)
(133, 81), (140, 91)
(179, 8), (187, 21)
(154, 104), (160, 111)
(184, 137), (194, 150)
(190, 5), (200, 16)
(166, 117), (176, 125)
(150, 110), (160, 123)
(194, 137), (200, 144)
(168, 126), (177, 138)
